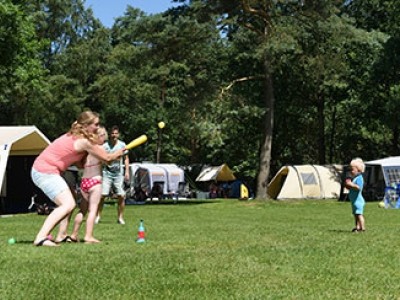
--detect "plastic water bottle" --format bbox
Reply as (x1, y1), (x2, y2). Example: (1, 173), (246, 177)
(136, 219), (145, 243)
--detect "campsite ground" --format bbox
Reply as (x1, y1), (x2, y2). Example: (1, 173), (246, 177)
(1, 199), (399, 299)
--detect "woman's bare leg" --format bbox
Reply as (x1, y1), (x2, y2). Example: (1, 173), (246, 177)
(34, 189), (76, 246)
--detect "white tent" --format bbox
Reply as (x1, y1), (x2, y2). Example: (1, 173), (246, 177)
(0, 126), (50, 213)
(126, 162), (187, 201)
(158, 164), (185, 193)
(134, 163), (168, 195)
(267, 165), (343, 200)
(364, 156), (400, 200)
(195, 164), (236, 182)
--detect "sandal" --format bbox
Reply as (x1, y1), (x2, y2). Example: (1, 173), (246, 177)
(57, 236), (78, 243)
(68, 236), (78, 243)
(35, 238), (59, 247)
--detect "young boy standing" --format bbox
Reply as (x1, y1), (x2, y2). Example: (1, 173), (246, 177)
(345, 158), (366, 232)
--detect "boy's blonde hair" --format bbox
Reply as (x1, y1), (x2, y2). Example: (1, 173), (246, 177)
(96, 126), (108, 144)
(350, 157), (365, 173)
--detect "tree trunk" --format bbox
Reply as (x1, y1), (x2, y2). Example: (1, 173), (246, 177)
(256, 60), (275, 199)
(317, 94), (326, 164)
(328, 106), (337, 163)
(392, 125), (399, 155)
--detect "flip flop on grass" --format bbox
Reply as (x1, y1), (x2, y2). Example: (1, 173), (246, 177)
(35, 238), (59, 247)
(57, 236), (78, 243)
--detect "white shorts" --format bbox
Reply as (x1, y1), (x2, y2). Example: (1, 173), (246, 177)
(102, 173), (125, 196)
(31, 168), (69, 202)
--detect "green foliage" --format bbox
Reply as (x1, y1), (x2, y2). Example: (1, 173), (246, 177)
(2, 201), (400, 298)
(343, 0), (400, 154)
(3, 0), (400, 195)
(345, 0), (400, 35)
(28, 0), (101, 69)
(264, 5), (389, 168)
(98, 9), (228, 166)
(0, 0), (46, 125)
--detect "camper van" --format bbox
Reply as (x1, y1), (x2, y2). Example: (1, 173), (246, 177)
(125, 163), (187, 202)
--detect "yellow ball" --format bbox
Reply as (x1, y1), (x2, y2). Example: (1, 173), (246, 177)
(378, 201), (385, 208)
(158, 121), (165, 129)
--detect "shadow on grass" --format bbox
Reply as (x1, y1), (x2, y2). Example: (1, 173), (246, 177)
(127, 199), (222, 206)
(328, 229), (356, 234)
(9, 240), (35, 244)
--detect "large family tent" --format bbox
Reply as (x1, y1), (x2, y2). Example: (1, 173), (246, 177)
(134, 163), (168, 196)
(126, 162), (187, 201)
(0, 126), (50, 214)
(158, 164), (185, 194)
(267, 165), (343, 200)
(195, 164), (236, 182)
(364, 156), (400, 201)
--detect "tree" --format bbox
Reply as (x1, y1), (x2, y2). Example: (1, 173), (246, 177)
(96, 7), (225, 165)
(176, 0), (280, 198)
(26, 0), (100, 70)
(269, 4), (385, 165)
(51, 27), (112, 112)
(344, 0), (400, 156)
(0, 0), (46, 125)
(16, 0), (106, 136)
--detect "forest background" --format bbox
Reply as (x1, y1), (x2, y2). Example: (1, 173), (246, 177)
(1, 0), (399, 199)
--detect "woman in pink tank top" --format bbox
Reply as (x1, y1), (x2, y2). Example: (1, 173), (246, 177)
(31, 111), (125, 247)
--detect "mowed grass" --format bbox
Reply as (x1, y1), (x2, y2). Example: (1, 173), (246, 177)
(1, 199), (400, 299)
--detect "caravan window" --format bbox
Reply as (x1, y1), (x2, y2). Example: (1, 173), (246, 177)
(301, 172), (317, 185)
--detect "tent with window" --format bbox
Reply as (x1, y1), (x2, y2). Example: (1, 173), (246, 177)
(0, 126), (50, 214)
(363, 156), (400, 201)
(267, 165), (343, 200)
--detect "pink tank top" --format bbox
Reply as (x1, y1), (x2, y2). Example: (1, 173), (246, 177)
(33, 133), (86, 174)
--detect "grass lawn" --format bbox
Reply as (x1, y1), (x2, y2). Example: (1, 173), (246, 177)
(1, 199), (400, 299)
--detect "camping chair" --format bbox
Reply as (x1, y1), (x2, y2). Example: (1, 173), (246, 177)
(177, 182), (187, 197)
(28, 194), (55, 215)
(150, 182), (164, 202)
(165, 182), (186, 204)
(383, 184), (400, 208)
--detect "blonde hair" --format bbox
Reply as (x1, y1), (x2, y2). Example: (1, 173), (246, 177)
(68, 110), (99, 143)
(350, 157), (365, 173)
(95, 126), (108, 144)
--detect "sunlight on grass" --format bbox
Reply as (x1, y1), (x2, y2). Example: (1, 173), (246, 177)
(1, 199), (400, 299)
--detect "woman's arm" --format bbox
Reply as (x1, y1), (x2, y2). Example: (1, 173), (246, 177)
(75, 139), (124, 163)
(74, 154), (87, 169)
